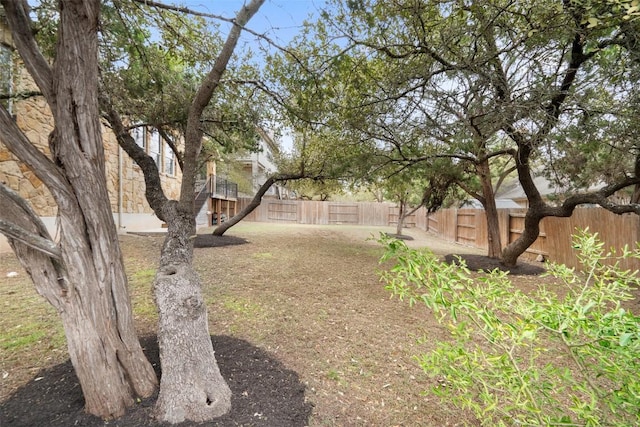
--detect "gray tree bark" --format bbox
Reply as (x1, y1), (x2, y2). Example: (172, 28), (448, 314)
(395, 198), (406, 235)
(501, 146), (640, 267)
(0, 0), (157, 419)
(499, 29), (640, 267)
(154, 214), (231, 422)
(476, 159), (503, 259)
(104, 1), (265, 422)
(154, 1), (264, 418)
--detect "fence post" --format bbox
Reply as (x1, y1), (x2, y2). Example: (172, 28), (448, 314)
(499, 209), (510, 251)
(453, 208), (458, 242)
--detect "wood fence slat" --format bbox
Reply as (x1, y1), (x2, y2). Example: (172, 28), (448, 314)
(235, 199), (639, 270)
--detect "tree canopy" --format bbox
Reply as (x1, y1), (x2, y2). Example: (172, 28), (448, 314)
(267, 0), (640, 265)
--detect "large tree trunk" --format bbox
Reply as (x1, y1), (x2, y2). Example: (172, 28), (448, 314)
(396, 199), (407, 235)
(6, 216), (157, 418)
(500, 208), (542, 267)
(104, 2), (264, 422)
(154, 208), (231, 423)
(632, 154), (640, 203)
(499, 29), (594, 267)
(0, 0), (158, 418)
(58, 290), (157, 416)
(105, 110), (231, 424)
(499, 143), (544, 267)
(477, 160), (502, 259)
(52, 2), (158, 415)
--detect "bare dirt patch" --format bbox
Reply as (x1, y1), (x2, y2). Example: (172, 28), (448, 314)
(1, 223), (554, 426)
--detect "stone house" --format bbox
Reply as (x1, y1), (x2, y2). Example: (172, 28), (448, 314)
(198, 128), (288, 227)
(0, 14), (287, 253)
(235, 128), (287, 199)
(0, 22), (181, 253)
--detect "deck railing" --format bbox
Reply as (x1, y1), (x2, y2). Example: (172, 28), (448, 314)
(210, 175), (238, 200)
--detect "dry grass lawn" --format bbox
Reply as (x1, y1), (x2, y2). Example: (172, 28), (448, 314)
(1, 223), (558, 426)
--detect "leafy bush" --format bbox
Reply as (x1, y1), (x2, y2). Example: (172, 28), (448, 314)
(378, 230), (640, 426)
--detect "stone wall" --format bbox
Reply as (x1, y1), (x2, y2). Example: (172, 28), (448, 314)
(102, 127), (182, 215)
(0, 57), (183, 220)
(0, 23), (183, 254)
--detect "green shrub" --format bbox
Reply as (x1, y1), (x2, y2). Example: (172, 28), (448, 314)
(378, 229), (640, 426)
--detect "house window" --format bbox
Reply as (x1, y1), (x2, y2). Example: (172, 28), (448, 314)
(0, 44), (12, 113)
(164, 141), (175, 176)
(132, 126), (146, 149)
(148, 129), (161, 167)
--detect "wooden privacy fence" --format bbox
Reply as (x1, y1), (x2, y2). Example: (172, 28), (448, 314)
(237, 198), (428, 229)
(426, 209), (512, 250)
(237, 199), (639, 269)
(427, 208), (640, 270)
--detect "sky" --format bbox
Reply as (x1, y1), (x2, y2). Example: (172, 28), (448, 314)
(182, 0), (328, 45)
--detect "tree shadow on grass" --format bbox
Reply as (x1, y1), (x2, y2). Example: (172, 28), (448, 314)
(0, 335), (313, 426)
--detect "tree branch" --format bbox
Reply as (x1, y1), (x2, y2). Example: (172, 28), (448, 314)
(0, 183), (61, 260)
(213, 172), (318, 236)
(0, 90), (44, 101)
(100, 94), (171, 219)
(157, 127), (184, 171)
(132, 0), (244, 28)
(0, 0), (55, 106)
(181, 0), (265, 208)
(546, 177), (640, 217)
(0, 219), (61, 259)
(0, 105), (73, 201)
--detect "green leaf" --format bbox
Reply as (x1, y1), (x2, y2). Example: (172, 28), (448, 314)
(619, 332), (633, 347)
(586, 17), (600, 28)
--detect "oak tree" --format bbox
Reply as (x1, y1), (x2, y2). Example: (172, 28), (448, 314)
(316, 0), (640, 266)
(0, 0), (157, 419)
(99, 0), (265, 422)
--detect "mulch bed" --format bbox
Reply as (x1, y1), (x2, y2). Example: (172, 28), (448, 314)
(194, 235), (249, 248)
(444, 254), (546, 275)
(383, 233), (415, 241)
(0, 335), (313, 427)
(384, 232), (545, 275)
